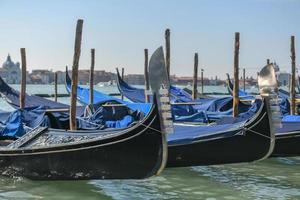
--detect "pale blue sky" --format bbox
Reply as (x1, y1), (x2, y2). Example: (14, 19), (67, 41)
(0, 0), (299, 78)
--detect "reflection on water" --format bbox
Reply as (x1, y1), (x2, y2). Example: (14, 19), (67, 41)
(0, 85), (299, 199)
(192, 157), (300, 200)
(89, 168), (248, 200)
(0, 158), (299, 200)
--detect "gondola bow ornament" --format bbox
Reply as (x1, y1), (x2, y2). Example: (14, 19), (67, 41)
(148, 47), (174, 134)
(258, 64), (282, 129)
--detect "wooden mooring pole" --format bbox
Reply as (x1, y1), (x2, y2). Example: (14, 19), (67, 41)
(233, 32), (240, 117)
(165, 29), (170, 78)
(20, 48), (26, 109)
(243, 68), (246, 92)
(121, 67), (124, 100)
(89, 48), (95, 105)
(144, 49), (150, 102)
(70, 19), (83, 130)
(201, 69), (204, 95)
(290, 36), (296, 115)
(54, 72), (58, 102)
(192, 53), (198, 100)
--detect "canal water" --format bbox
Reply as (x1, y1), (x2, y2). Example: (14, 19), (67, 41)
(0, 84), (299, 200)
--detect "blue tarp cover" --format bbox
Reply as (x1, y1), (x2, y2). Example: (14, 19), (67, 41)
(65, 72), (151, 115)
(0, 102), (144, 138)
(168, 122), (245, 145)
(115, 70), (254, 122)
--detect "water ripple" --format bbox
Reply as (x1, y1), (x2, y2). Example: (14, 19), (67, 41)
(192, 158), (300, 200)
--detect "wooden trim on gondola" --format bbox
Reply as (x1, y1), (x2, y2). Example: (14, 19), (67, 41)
(275, 132), (300, 139)
(0, 95), (164, 155)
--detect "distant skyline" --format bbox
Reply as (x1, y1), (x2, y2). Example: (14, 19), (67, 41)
(0, 0), (299, 78)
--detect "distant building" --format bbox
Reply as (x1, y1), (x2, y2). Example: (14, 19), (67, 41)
(0, 54), (21, 84)
(171, 75), (212, 86)
(30, 69), (53, 84)
(66, 69), (115, 85)
(124, 74), (145, 85)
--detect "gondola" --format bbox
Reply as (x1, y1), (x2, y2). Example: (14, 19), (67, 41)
(0, 47), (280, 168)
(1, 57), (299, 160)
(148, 49), (277, 166)
(226, 72), (300, 157)
(0, 75), (86, 116)
(167, 96), (274, 166)
(117, 67), (258, 114)
(115, 68), (195, 103)
(63, 48), (300, 162)
(226, 73), (298, 101)
(226, 73), (291, 115)
(66, 69), (256, 123)
(65, 66), (255, 123)
(225, 73), (257, 104)
(0, 76), (67, 109)
(7, 72), (276, 166)
(0, 92), (168, 180)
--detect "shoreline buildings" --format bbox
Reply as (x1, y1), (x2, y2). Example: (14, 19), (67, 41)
(0, 54), (280, 86)
(0, 54), (21, 84)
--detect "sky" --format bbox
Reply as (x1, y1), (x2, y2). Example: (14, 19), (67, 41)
(0, 0), (299, 79)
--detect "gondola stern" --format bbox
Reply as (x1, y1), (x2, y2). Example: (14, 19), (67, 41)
(255, 64), (281, 160)
(65, 67), (71, 93)
(225, 73), (233, 95)
(115, 68), (124, 94)
(148, 93), (168, 177)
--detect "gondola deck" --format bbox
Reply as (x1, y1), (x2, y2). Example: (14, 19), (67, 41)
(0, 95), (168, 180)
(0, 47), (172, 180)
(167, 97), (276, 167)
(0, 51), (297, 173)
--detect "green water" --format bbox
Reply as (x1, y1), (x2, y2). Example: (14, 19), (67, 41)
(0, 85), (299, 200)
(0, 158), (299, 199)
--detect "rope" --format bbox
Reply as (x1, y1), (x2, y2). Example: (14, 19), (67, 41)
(244, 127), (272, 140)
(139, 121), (166, 135)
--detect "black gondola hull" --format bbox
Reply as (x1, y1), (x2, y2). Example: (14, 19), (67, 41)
(272, 133), (300, 157)
(167, 98), (275, 167)
(0, 131), (165, 180)
(0, 101), (167, 180)
(167, 132), (271, 167)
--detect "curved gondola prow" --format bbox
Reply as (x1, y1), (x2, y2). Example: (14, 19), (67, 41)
(65, 66), (71, 93)
(0, 74), (68, 109)
(115, 67), (122, 94)
(115, 68), (146, 103)
(226, 73), (249, 97)
(226, 73), (234, 95)
(253, 64), (281, 160)
(243, 96), (276, 161)
(0, 73), (28, 108)
(0, 74), (17, 105)
(141, 92), (168, 176)
(258, 64), (282, 129)
(115, 67), (138, 92)
(150, 92), (169, 175)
